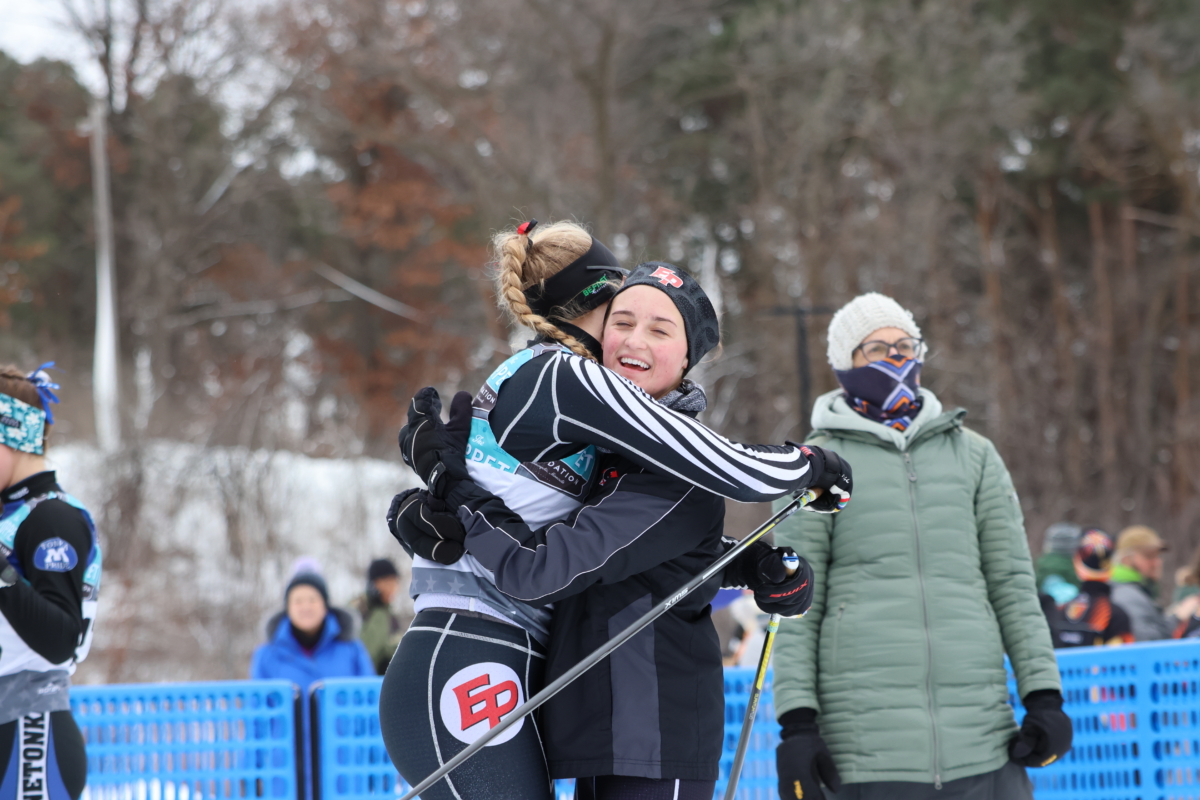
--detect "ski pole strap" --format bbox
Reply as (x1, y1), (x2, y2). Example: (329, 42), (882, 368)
(397, 491), (816, 800)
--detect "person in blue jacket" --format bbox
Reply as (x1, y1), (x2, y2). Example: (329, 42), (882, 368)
(250, 569), (374, 690)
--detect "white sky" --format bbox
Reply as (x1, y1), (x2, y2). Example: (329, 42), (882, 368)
(0, 0), (105, 93)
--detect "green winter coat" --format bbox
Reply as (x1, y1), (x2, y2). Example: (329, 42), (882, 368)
(773, 389), (1060, 786)
(355, 596), (402, 675)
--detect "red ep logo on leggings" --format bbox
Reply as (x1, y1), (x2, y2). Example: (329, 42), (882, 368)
(439, 663), (525, 745)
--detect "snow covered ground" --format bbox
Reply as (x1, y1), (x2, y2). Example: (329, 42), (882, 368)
(48, 441), (419, 683)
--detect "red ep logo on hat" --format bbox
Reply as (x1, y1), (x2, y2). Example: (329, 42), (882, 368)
(650, 266), (683, 288)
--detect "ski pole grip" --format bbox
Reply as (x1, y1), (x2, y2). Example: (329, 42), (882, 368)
(782, 553), (800, 577)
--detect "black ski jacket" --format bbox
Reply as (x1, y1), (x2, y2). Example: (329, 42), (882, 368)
(1043, 581), (1134, 648)
(454, 448), (735, 780)
(0, 471), (90, 665)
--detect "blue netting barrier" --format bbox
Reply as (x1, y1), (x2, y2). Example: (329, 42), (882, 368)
(1011, 640), (1200, 800)
(68, 639), (1200, 800)
(717, 669), (781, 800)
(71, 680), (300, 800)
(308, 679), (400, 800)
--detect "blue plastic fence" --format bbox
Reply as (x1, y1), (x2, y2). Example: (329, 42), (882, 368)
(69, 640), (1200, 800)
(1010, 640), (1199, 800)
(71, 680), (300, 800)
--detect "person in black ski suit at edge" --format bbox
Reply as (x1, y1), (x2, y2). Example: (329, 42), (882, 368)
(391, 261), (846, 800)
(0, 365), (101, 800)
(379, 220), (852, 800)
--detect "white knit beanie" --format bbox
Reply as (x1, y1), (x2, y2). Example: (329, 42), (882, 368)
(826, 292), (922, 371)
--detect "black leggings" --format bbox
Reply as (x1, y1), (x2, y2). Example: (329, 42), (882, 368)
(574, 776), (717, 800)
(380, 609), (553, 800)
(0, 711), (86, 800)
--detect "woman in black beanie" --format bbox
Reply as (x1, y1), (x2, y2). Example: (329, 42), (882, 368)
(250, 565), (374, 691)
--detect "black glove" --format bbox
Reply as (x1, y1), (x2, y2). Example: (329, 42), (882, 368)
(776, 708), (841, 800)
(793, 444), (852, 514)
(397, 387), (473, 498)
(386, 488), (467, 565)
(1010, 689), (1073, 767)
(725, 543), (814, 617)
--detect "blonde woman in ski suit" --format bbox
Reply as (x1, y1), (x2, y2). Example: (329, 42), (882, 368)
(380, 221), (850, 800)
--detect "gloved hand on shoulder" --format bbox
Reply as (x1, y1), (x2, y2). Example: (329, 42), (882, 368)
(776, 708), (841, 800)
(397, 388), (473, 498)
(1010, 689), (1073, 767)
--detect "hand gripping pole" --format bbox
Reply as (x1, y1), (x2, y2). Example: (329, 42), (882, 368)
(398, 490), (818, 800)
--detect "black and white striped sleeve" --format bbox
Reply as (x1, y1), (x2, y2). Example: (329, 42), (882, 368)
(546, 355), (814, 502)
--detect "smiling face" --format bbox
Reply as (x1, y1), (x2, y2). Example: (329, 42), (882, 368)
(287, 584), (327, 635)
(602, 286), (689, 399)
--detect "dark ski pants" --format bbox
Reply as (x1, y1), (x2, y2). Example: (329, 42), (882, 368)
(380, 609), (553, 800)
(574, 775), (717, 799)
(826, 761), (1033, 800)
(0, 711), (87, 800)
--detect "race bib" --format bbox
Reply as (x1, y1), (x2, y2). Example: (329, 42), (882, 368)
(438, 662), (524, 745)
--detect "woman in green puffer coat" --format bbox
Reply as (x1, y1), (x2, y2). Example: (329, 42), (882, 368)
(772, 293), (1071, 800)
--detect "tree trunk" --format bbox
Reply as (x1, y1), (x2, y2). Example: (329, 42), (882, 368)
(1036, 183), (1082, 505)
(1173, 226), (1193, 508)
(975, 170), (1014, 442)
(1087, 200), (1119, 509)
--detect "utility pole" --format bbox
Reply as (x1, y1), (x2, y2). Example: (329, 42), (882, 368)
(90, 99), (121, 452)
(766, 306), (834, 438)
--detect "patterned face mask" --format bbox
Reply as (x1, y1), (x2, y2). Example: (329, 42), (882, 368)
(0, 393), (47, 455)
(834, 356), (923, 431)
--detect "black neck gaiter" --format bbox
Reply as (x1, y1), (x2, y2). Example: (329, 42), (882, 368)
(291, 618), (325, 652)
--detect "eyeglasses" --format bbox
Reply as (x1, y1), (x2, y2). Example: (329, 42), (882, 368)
(853, 337), (926, 363)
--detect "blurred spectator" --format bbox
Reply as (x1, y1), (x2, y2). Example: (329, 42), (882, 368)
(1043, 529), (1132, 648)
(1035, 522), (1083, 604)
(1110, 526), (1200, 641)
(1171, 542), (1200, 605)
(353, 558), (405, 675)
(1174, 603), (1200, 638)
(250, 564), (374, 690)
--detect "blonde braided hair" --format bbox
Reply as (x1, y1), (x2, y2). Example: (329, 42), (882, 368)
(492, 220), (603, 361)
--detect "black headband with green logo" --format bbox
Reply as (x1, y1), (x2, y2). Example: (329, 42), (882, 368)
(525, 236), (627, 318)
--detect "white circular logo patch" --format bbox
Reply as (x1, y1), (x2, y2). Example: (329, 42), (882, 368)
(438, 662), (525, 745)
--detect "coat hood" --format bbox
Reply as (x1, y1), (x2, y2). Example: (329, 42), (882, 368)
(810, 387), (957, 451)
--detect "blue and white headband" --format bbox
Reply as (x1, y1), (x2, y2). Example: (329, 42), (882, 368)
(0, 363), (60, 456)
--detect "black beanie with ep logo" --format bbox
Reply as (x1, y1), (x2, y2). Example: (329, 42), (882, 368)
(613, 262), (720, 375)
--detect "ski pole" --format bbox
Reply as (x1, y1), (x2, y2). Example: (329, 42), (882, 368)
(723, 553), (798, 800)
(398, 490), (819, 800)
